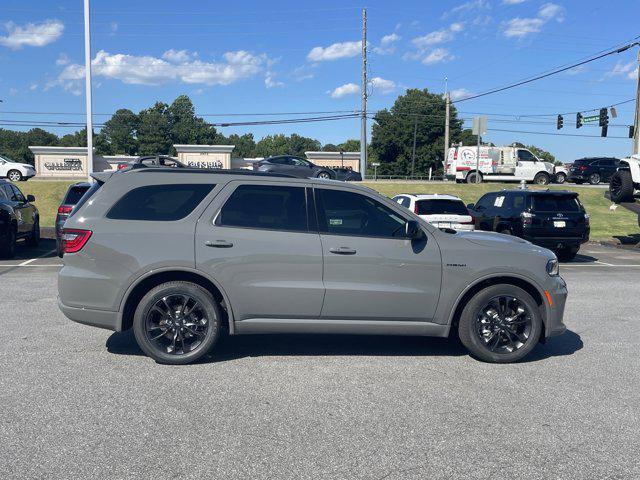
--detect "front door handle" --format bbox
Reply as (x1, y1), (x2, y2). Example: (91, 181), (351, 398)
(329, 247), (357, 255)
(205, 240), (234, 248)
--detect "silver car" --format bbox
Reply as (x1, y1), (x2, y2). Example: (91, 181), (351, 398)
(58, 169), (568, 364)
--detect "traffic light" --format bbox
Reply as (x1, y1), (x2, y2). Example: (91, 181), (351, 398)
(599, 107), (609, 127)
(556, 114), (563, 130)
(630, 126), (635, 138)
(576, 112), (583, 129)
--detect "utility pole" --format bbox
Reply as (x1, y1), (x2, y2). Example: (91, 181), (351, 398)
(634, 48), (640, 155)
(360, 8), (367, 178)
(411, 116), (418, 177)
(444, 91), (451, 167)
(83, 0), (94, 181)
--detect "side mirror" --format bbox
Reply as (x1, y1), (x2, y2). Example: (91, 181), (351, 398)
(467, 203), (474, 209)
(405, 220), (422, 239)
(26, 194), (35, 203)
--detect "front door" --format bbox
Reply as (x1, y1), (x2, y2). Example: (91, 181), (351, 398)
(195, 182), (324, 321)
(4, 184), (33, 235)
(515, 149), (539, 181)
(314, 187), (442, 321)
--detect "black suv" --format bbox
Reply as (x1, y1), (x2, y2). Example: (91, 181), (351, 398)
(253, 156), (336, 179)
(0, 179), (40, 258)
(567, 157), (619, 185)
(468, 189), (589, 261)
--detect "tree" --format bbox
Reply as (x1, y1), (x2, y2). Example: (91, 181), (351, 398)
(167, 95), (220, 153)
(322, 143), (339, 152)
(101, 109), (139, 155)
(225, 133), (257, 158)
(370, 88), (466, 176)
(338, 139), (361, 152)
(137, 102), (172, 155)
(255, 133), (321, 157)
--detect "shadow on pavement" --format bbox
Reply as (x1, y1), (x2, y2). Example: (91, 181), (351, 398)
(564, 253), (597, 264)
(106, 328), (582, 364)
(11, 238), (57, 260)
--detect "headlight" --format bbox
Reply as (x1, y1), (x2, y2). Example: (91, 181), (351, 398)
(546, 258), (559, 276)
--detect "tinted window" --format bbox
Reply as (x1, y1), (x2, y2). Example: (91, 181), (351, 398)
(416, 199), (468, 215)
(316, 189), (407, 238)
(291, 158), (310, 167)
(475, 194), (495, 211)
(10, 185), (25, 202)
(217, 184), (307, 232)
(268, 157), (292, 165)
(1, 185), (13, 201)
(107, 184), (213, 221)
(0, 186), (7, 201)
(518, 150), (535, 161)
(531, 195), (580, 212)
(64, 186), (90, 205)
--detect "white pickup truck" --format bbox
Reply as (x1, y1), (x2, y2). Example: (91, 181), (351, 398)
(445, 145), (564, 185)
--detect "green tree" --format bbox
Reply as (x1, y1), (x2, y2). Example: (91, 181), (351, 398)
(370, 88), (466, 176)
(225, 133), (256, 158)
(255, 133), (321, 157)
(337, 139), (361, 152)
(322, 143), (339, 152)
(167, 95), (220, 153)
(101, 109), (139, 155)
(137, 102), (172, 155)
(513, 143), (556, 163)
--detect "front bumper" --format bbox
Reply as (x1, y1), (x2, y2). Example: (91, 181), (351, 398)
(58, 297), (119, 331)
(544, 276), (568, 338)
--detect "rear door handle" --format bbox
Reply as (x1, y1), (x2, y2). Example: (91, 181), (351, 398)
(205, 240), (234, 248)
(329, 247), (357, 255)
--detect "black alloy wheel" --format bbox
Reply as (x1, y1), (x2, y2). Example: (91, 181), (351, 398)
(589, 173), (601, 185)
(474, 296), (533, 355)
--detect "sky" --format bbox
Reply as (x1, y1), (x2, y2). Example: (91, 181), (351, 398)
(0, 0), (638, 162)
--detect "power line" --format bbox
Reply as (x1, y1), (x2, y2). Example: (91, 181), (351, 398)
(487, 128), (629, 139)
(453, 41), (640, 103)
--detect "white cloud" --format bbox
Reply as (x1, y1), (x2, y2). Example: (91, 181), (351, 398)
(307, 41), (361, 62)
(412, 23), (464, 48)
(449, 22), (465, 32)
(502, 3), (564, 38)
(56, 52), (70, 66)
(449, 88), (474, 100)
(329, 83), (360, 98)
(502, 0), (527, 4)
(265, 72), (283, 88)
(0, 19), (64, 49)
(564, 65), (587, 76)
(29, 83), (38, 91)
(55, 49), (269, 94)
(9, 88), (18, 95)
(373, 33), (401, 55)
(370, 77), (396, 94)
(162, 49), (196, 63)
(443, 0), (490, 19)
(606, 60), (638, 80)
(422, 48), (455, 65)
(292, 64), (315, 82)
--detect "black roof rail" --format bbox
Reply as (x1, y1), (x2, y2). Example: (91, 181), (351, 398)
(132, 167), (296, 178)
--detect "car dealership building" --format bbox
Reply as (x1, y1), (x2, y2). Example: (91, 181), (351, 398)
(28, 145), (360, 179)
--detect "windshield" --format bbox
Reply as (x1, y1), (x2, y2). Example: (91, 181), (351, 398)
(416, 199), (469, 215)
(531, 195), (581, 212)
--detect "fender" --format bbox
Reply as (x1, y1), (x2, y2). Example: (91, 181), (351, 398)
(116, 266), (237, 334)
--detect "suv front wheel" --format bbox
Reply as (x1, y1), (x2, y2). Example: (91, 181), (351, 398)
(133, 281), (221, 364)
(458, 284), (542, 363)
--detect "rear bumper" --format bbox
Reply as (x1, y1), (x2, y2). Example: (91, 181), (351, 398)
(545, 277), (568, 338)
(523, 232), (589, 249)
(58, 297), (120, 331)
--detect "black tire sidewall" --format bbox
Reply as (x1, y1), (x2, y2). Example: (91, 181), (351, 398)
(534, 173), (550, 185)
(555, 173), (566, 184)
(458, 284), (542, 363)
(466, 172), (482, 184)
(609, 170), (634, 203)
(7, 170), (22, 182)
(589, 173), (600, 185)
(133, 281), (221, 364)
(317, 171), (331, 179)
(27, 219), (40, 246)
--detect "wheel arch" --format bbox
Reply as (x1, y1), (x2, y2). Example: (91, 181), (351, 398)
(118, 268), (234, 334)
(448, 274), (547, 341)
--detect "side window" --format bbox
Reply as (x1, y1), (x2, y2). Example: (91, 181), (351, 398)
(0, 186), (7, 201)
(315, 188), (407, 238)
(401, 197), (411, 208)
(291, 158), (310, 167)
(475, 194), (494, 211)
(10, 185), (25, 202)
(268, 157), (288, 165)
(217, 184), (307, 232)
(517, 150), (535, 162)
(107, 184), (213, 221)
(2, 185), (15, 201)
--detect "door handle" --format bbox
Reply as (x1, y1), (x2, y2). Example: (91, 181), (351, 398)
(205, 240), (234, 248)
(329, 247), (357, 255)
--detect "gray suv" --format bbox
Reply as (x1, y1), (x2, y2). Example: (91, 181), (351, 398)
(58, 169), (568, 364)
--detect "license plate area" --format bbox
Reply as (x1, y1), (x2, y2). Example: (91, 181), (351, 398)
(553, 220), (566, 228)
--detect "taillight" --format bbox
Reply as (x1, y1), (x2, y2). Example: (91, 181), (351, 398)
(117, 163), (128, 170)
(584, 213), (590, 225)
(62, 229), (92, 254)
(579, 165), (587, 171)
(414, 203), (419, 214)
(58, 205), (73, 215)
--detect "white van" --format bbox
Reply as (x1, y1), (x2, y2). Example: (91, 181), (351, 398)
(445, 145), (557, 185)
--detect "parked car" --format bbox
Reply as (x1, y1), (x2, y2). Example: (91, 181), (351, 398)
(332, 167), (362, 181)
(0, 179), (39, 258)
(117, 155), (186, 171)
(253, 155), (336, 179)
(58, 168), (568, 365)
(468, 189), (589, 261)
(567, 157), (620, 185)
(56, 182), (91, 256)
(0, 154), (36, 182)
(392, 193), (474, 231)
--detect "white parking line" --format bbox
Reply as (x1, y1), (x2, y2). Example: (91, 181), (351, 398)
(0, 264), (63, 267)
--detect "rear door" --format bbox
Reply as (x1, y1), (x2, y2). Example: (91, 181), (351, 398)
(195, 181), (324, 320)
(529, 194), (586, 238)
(314, 186), (441, 321)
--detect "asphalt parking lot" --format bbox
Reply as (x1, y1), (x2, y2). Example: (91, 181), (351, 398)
(1, 240), (639, 479)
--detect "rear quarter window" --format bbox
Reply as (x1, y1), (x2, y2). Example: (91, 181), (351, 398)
(416, 199), (468, 215)
(64, 186), (90, 205)
(106, 184), (214, 221)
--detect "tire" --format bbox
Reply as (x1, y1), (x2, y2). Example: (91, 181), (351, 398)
(466, 171), (482, 184)
(316, 171), (332, 179)
(133, 281), (221, 365)
(0, 227), (16, 259)
(56, 238), (63, 258)
(589, 173), (601, 185)
(458, 284), (542, 363)
(554, 172), (566, 184)
(609, 170), (634, 203)
(27, 218), (40, 247)
(7, 170), (22, 182)
(556, 247), (579, 262)
(533, 172), (550, 186)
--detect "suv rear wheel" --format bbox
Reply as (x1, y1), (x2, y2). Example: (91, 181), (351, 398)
(589, 173), (601, 185)
(27, 218), (40, 246)
(133, 281), (221, 364)
(458, 284), (542, 363)
(609, 170), (634, 203)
